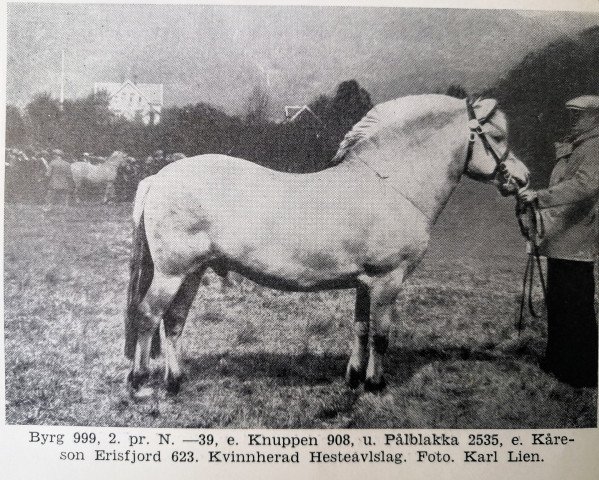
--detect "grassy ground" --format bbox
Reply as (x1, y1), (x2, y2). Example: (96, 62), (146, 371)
(4, 180), (597, 428)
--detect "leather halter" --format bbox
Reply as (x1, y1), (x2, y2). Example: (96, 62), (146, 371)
(464, 98), (511, 178)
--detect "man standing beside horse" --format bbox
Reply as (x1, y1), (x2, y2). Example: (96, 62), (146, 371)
(518, 95), (599, 388)
(43, 149), (74, 210)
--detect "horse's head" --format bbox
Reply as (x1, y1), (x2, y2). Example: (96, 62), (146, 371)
(463, 99), (529, 195)
(106, 150), (128, 168)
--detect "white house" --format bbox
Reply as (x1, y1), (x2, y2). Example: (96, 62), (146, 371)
(94, 79), (163, 125)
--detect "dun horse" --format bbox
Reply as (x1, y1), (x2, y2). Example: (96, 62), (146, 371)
(125, 95), (530, 397)
(71, 151), (127, 204)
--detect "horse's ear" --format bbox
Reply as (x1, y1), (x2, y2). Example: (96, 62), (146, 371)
(473, 98), (498, 123)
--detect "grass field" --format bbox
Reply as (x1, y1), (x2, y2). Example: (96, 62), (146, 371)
(4, 179), (597, 428)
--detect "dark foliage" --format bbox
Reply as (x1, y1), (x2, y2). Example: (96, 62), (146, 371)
(59, 91), (114, 155)
(324, 79), (374, 147)
(158, 103), (243, 157)
(446, 84), (468, 99)
(244, 86), (271, 126)
(308, 94), (331, 119)
(26, 93), (62, 147)
(6, 105), (28, 147)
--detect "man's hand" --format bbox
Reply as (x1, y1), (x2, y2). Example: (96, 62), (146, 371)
(517, 188), (538, 204)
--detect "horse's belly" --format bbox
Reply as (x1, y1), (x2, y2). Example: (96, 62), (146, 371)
(219, 244), (362, 292)
(225, 258), (359, 292)
(88, 169), (112, 183)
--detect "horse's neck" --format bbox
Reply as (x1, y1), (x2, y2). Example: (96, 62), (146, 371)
(344, 124), (467, 224)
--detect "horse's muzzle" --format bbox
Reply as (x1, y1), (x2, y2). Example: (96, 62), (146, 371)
(496, 159), (530, 197)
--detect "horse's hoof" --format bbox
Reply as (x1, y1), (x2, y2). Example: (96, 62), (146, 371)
(364, 377), (387, 393)
(165, 372), (183, 395)
(128, 370), (150, 390)
(346, 366), (365, 389)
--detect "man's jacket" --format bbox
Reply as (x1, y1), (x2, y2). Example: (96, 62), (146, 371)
(537, 126), (599, 261)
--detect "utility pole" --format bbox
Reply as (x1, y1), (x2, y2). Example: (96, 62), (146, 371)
(60, 50), (65, 111)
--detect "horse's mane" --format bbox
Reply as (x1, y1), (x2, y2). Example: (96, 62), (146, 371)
(331, 94), (465, 164)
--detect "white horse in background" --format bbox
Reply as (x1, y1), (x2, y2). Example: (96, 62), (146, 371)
(125, 94), (530, 398)
(71, 151), (127, 204)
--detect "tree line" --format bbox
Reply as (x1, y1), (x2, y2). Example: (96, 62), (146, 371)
(6, 79), (373, 175)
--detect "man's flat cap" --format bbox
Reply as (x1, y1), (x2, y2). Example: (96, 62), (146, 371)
(565, 95), (599, 110)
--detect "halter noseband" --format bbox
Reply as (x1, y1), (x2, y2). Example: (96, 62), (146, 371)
(465, 98), (511, 178)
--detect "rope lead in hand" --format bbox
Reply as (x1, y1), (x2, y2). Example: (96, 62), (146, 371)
(516, 200), (548, 334)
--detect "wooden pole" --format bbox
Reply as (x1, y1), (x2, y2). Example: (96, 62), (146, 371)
(60, 50), (65, 111)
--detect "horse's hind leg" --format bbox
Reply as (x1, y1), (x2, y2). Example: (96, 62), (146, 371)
(346, 283), (370, 388)
(162, 268), (205, 394)
(130, 272), (184, 398)
(73, 180), (82, 204)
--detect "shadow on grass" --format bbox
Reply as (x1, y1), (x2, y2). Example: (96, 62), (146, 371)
(177, 343), (538, 388)
(183, 351), (347, 386)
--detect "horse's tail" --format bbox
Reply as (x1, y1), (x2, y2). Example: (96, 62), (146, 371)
(125, 177), (158, 359)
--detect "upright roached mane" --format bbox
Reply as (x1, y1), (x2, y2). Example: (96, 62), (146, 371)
(125, 94), (529, 398)
(332, 104), (386, 164)
(332, 95), (502, 164)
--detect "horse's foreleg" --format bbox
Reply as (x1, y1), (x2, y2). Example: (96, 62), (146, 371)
(130, 272), (184, 399)
(162, 269), (205, 394)
(73, 182), (81, 204)
(364, 268), (405, 392)
(346, 283), (370, 388)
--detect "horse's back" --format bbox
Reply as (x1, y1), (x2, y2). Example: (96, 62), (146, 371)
(158, 154), (288, 185)
(149, 154), (367, 217)
(71, 160), (118, 183)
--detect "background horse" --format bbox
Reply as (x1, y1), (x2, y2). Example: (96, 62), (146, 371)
(71, 150), (127, 204)
(125, 94), (530, 398)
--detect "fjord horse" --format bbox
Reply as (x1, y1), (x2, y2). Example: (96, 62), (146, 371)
(125, 95), (530, 397)
(71, 151), (127, 204)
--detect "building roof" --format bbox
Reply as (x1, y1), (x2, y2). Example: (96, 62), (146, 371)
(94, 80), (164, 106)
(284, 105), (321, 123)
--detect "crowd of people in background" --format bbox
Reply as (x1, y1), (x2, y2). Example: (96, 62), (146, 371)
(5, 146), (187, 205)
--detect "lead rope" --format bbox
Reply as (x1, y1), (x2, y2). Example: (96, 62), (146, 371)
(516, 199), (548, 334)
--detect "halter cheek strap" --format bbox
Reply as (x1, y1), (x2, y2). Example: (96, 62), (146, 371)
(464, 98), (510, 177)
